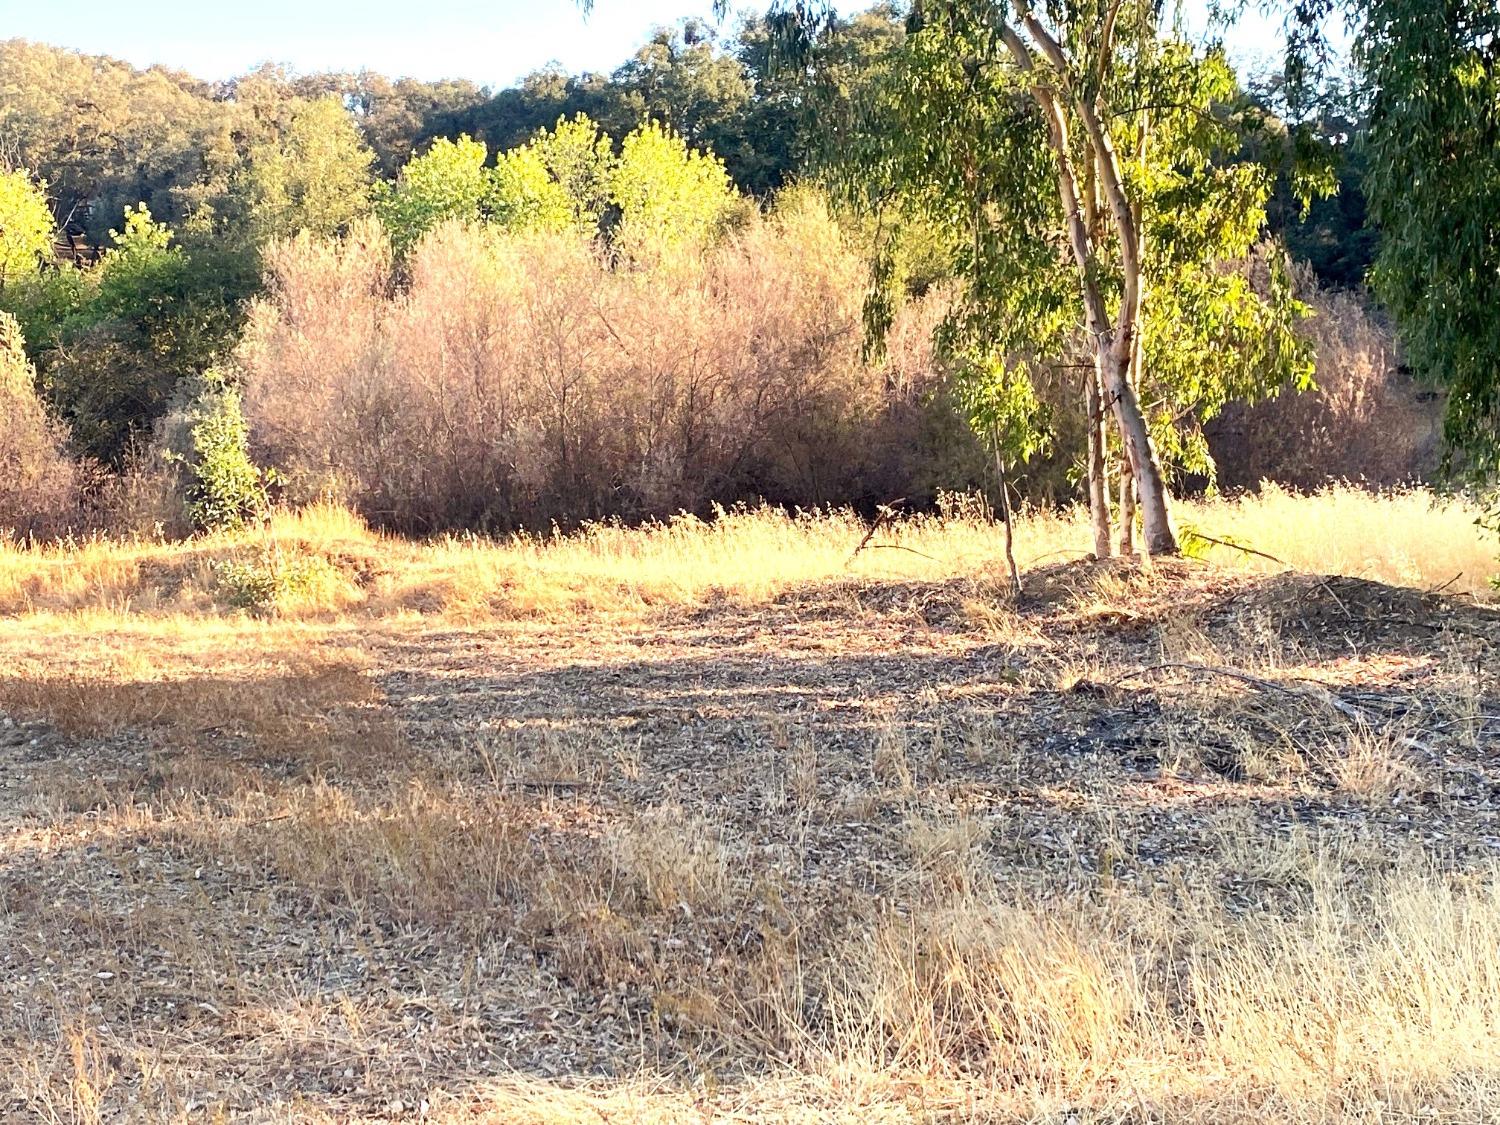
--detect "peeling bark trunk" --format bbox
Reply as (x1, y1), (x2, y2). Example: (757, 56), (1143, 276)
(999, 10), (1177, 555)
(1085, 366), (1112, 558)
(1103, 334), (1176, 555)
(1118, 314), (1142, 556)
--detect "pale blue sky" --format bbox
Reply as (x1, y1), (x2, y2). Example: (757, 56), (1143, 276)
(1, 0), (739, 86)
(0, 0), (1295, 88)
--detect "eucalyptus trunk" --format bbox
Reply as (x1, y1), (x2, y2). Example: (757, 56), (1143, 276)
(1103, 331), (1175, 555)
(1085, 365), (1112, 558)
(1117, 312), (1144, 555)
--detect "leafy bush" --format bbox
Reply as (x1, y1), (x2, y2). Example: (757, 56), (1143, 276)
(2, 206), (256, 466)
(213, 545), (341, 615)
(375, 115), (741, 260)
(160, 369), (271, 531)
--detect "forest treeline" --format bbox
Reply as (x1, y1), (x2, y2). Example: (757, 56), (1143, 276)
(0, 3), (1481, 541)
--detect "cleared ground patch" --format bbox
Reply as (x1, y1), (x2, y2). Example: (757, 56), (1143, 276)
(1, 491), (1497, 1122)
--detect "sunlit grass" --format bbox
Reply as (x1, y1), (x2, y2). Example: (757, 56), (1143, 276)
(0, 485), (1492, 623)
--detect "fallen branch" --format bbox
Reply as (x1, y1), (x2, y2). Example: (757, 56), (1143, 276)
(1186, 532), (1287, 567)
(1427, 572), (1464, 594)
(864, 543), (940, 561)
(847, 500), (906, 566)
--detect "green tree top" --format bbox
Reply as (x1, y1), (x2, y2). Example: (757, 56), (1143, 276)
(0, 170), (55, 290)
(612, 120), (736, 258)
(243, 96), (377, 244)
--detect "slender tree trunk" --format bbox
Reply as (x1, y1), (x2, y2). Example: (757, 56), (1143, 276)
(992, 441), (1023, 599)
(1085, 365), (1112, 558)
(1118, 315), (1142, 556)
(999, 14), (1176, 555)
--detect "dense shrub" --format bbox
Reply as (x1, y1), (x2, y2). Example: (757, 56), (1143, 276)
(1208, 280), (1442, 490)
(2, 207), (257, 467)
(0, 312), (80, 536)
(237, 199), (966, 533)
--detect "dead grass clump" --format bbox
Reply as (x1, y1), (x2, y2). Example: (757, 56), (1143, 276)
(606, 805), (737, 915)
(807, 858), (1500, 1117)
(1323, 723), (1424, 801)
(239, 780), (534, 928)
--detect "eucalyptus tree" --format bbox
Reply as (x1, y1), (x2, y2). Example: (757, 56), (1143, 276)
(1277, 0), (1498, 489)
(1356, 0), (1499, 482)
(581, 1), (1310, 555)
(819, 1), (1308, 555)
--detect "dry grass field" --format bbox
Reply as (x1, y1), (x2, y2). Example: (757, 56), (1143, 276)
(1, 486), (1497, 1123)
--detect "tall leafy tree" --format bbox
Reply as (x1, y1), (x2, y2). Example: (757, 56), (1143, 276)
(375, 135), (496, 254)
(778, 0), (1309, 555)
(0, 170), (54, 290)
(1275, 0), (1498, 492)
(1356, 0), (1499, 479)
(242, 96), (377, 242)
(611, 119), (737, 256)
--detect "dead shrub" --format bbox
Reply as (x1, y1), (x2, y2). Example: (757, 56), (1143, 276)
(0, 311), (82, 537)
(1210, 280), (1442, 489)
(238, 206), (960, 533)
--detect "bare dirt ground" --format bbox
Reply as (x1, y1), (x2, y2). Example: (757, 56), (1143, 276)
(3, 559), (1499, 1122)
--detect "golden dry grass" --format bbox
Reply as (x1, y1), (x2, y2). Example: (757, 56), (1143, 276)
(0, 484), (1493, 624)
(0, 487), (1497, 1123)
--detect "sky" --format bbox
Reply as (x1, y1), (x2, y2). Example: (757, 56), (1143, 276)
(0, 0), (1298, 89)
(0, 0), (736, 87)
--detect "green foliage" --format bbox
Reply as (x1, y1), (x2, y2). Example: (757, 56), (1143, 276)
(0, 205), (255, 466)
(375, 135), (495, 253)
(95, 204), (181, 316)
(0, 170), (55, 290)
(611, 120), (736, 256)
(1237, 77), (1379, 288)
(527, 115), (617, 231)
(212, 545), (337, 614)
(490, 145), (577, 232)
(0, 40), (224, 238)
(242, 96), (377, 242)
(839, 4), (1309, 484)
(167, 370), (270, 532)
(1358, 0), (1500, 481)
(377, 114), (739, 258)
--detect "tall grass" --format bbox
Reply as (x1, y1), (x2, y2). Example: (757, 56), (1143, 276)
(0, 485), (1492, 621)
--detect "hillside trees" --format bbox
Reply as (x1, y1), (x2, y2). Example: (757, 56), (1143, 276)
(241, 95), (377, 243)
(0, 40), (219, 238)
